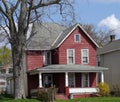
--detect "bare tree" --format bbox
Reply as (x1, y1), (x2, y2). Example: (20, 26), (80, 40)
(0, 0), (75, 99)
(82, 24), (110, 46)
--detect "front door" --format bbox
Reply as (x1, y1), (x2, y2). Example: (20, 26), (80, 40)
(43, 74), (53, 88)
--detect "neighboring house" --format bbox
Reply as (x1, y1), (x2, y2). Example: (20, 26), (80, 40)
(97, 35), (120, 91)
(0, 65), (13, 94)
(26, 23), (108, 99)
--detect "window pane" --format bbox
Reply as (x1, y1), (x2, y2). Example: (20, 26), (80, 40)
(82, 49), (89, 64)
(76, 35), (80, 41)
(68, 73), (75, 87)
(67, 49), (74, 64)
(82, 73), (89, 87)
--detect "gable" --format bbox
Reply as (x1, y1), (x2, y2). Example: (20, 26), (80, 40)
(52, 24), (99, 49)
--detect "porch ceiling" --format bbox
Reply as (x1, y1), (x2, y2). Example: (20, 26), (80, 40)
(28, 64), (108, 74)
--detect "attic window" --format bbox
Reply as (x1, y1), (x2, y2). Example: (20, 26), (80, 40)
(74, 34), (80, 42)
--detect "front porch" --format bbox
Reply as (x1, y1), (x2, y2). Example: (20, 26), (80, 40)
(28, 64), (108, 98)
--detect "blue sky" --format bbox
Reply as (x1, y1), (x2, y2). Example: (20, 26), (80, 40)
(74, 0), (120, 39)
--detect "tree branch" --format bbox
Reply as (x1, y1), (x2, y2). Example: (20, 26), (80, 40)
(31, 0), (61, 10)
(10, 0), (20, 13)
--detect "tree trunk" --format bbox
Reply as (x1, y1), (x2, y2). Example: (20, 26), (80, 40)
(11, 37), (26, 99)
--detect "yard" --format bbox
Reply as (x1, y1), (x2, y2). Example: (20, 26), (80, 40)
(1, 94), (120, 102)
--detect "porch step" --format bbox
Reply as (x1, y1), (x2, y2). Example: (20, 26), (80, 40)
(55, 94), (68, 100)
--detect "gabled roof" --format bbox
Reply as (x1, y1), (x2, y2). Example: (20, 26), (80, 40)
(52, 23), (99, 49)
(27, 23), (99, 50)
(97, 39), (120, 55)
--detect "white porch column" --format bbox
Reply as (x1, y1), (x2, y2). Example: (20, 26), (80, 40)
(65, 72), (68, 87)
(101, 71), (104, 83)
(39, 72), (42, 87)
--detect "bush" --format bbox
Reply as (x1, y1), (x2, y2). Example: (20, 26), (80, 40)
(38, 87), (58, 102)
(98, 82), (110, 96)
(38, 90), (48, 102)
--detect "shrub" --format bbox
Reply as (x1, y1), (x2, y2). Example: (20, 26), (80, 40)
(98, 82), (110, 96)
(37, 87), (58, 102)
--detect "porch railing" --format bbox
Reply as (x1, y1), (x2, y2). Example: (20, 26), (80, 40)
(69, 88), (99, 94)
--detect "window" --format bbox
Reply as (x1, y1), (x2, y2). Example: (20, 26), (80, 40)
(81, 49), (89, 64)
(43, 74), (53, 88)
(67, 49), (75, 64)
(68, 73), (75, 87)
(44, 51), (51, 65)
(82, 73), (89, 87)
(74, 34), (80, 42)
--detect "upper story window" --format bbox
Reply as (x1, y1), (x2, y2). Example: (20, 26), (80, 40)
(81, 49), (89, 64)
(74, 34), (80, 42)
(44, 51), (51, 65)
(67, 49), (75, 64)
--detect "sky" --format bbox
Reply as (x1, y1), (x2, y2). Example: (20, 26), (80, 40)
(74, 0), (120, 39)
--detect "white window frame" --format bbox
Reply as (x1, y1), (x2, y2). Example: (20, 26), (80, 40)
(81, 73), (89, 87)
(67, 49), (75, 64)
(81, 49), (89, 64)
(74, 34), (80, 42)
(44, 51), (51, 65)
(68, 73), (75, 87)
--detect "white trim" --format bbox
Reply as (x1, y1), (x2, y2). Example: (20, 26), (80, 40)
(69, 88), (99, 94)
(74, 34), (81, 42)
(67, 49), (75, 64)
(81, 49), (89, 64)
(81, 73), (90, 87)
(65, 72), (68, 87)
(51, 31), (63, 46)
(57, 24), (99, 48)
(101, 71), (104, 83)
(39, 72), (42, 87)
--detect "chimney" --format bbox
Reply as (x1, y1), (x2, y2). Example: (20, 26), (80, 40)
(110, 35), (115, 42)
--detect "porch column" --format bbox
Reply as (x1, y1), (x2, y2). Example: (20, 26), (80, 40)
(39, 72), (42, 87)
(65, 72), (68, 87)
(101, 71), (104, 83)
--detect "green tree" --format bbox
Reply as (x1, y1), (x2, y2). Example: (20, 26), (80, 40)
(0, 47), (12, 66)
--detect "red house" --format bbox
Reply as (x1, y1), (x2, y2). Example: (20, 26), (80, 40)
(26, 23), (108, 99)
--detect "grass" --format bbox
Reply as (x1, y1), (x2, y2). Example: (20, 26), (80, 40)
(0, 94), (39, 102)
(1, 94), (120, 102)
(57, 97), (120, 102)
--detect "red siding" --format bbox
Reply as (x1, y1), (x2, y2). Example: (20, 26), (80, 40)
(27, 51), (44, 71)
(51, 49), (59, 64)
(27, 74), (39, 96)
(73, 94), (91, 98)
(89, 73), (97, 87)
(58, 27), (96, 66)
(75, 73), (81, 87)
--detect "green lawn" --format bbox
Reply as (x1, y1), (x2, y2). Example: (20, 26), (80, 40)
(57, 97), (120, 102)
(1, 94), (120, 102)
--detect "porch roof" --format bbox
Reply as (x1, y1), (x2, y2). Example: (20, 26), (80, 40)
(28, 64), (108, 74)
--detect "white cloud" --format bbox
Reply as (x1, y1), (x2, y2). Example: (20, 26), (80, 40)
(98, 14), (120, 38)
(99, 14), (120, 29)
